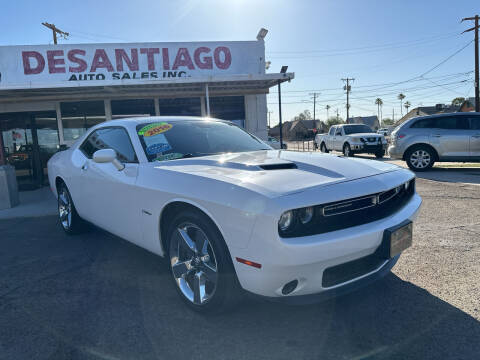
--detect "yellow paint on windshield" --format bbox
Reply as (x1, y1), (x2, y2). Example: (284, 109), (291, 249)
(138, 123), (173, 137)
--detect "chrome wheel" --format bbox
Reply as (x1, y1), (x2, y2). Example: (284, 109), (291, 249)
(343, 144), (351, 157)
(58, 189), (72, 230)
(410, 150), (431, 169)
(169, 222), (218, 305)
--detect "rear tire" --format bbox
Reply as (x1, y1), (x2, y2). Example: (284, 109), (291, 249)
(166, 209), (242, 313)
(375, 150), (385, 158)
(57, 183), (85, 235)
(343, 143), (354, 157)
(405, 145), (435, 171)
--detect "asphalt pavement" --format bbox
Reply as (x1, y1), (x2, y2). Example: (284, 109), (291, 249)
(1, 175), (479, 359)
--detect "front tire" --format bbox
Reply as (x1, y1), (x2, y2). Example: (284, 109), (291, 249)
(57, 183), (85, 235)
(166, 209), (241, 313)
(320, 142), (329, 153)
(405, 145), (435, 171)
(375, 149), (385, 158)
(343, 143), (354, 157)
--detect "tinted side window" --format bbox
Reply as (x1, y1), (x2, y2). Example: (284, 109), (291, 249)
(433, 116), (469, 130)
(469, 116), (480, 130)
(329, 126), (336, 136)
(410, 118), (434, 128)
(80, 127), (137, 163)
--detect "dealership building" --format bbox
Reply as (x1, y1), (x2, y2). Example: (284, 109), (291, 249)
(0, 31), (294, 189)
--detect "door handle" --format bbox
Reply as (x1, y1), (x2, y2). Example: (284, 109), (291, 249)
(81, 163), (88, 171)
(432, 134), (442, 137)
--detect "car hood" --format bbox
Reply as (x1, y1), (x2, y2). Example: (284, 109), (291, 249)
(152, 150), (401, 198)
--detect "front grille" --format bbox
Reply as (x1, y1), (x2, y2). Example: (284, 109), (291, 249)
(322, 246), (387, 287)
(280, 179), (415, 238)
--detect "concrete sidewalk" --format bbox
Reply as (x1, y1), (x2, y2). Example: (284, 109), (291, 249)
(0, 187), (56, 220)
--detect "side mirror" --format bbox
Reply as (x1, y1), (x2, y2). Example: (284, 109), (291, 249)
(92, 149), (125, 171)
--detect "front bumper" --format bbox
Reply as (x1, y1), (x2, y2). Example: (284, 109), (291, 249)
(247, 255), (399, 305)
(232, 193), (422, 299)
(350, 142), (387, 153)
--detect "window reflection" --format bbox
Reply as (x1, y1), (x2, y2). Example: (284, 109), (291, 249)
(61, 101), (106, 142)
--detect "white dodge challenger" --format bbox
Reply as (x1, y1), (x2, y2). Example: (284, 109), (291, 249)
(48, 116), (422, 312)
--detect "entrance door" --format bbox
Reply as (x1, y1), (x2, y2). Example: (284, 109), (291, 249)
(0, 111), (58, 190)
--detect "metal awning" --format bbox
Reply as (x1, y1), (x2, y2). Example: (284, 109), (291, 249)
(0, 73), (294, 103)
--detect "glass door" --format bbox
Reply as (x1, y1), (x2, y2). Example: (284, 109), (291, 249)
(0, 111), (58, 189)
(0, 113), (36, 189)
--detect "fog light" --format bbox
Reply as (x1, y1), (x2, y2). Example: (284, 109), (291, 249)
(299, 207), (314, 224)
(278, 211), (293, 231)
(282, 280), (298, 295)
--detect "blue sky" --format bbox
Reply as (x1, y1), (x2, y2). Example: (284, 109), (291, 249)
(0, 0), (478, 125)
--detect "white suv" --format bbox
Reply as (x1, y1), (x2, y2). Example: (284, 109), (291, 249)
(388, 112), (480, 171)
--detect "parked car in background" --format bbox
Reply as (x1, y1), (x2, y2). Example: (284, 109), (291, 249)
(315, 124), (387, 158)
(388, 112), (480, 171)
(48, 116), (421, 313)
(265, 136), (287, 149)
(377, 128), (390, 136)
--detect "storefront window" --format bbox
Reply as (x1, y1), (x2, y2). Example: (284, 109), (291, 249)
(209, 96), (245, 127)
(61, 101), (106, 142)
(158, 98), (201, 116)
(111, 99), (155, 119)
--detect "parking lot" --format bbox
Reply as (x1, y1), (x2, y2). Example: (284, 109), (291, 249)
(1, 166), (479, 359)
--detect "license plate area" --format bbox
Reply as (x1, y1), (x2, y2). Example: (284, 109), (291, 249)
(381, 221), (413, 258)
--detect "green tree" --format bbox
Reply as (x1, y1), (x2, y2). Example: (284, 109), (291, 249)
(451, 97), (465, 106)
(382, 118), (394, 125)
(293, 109), (313, 121)
(325, 116), (344, 129)
(398, 93), (406, 117)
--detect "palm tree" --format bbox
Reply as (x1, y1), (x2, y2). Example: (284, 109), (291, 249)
(325, 105), (331, 120)
(398, 93), (406, 117)
(404, 101), (411, 114)
(375, 98), (383, 126)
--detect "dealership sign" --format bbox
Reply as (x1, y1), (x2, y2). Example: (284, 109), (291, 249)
(0, 41), (264, 90)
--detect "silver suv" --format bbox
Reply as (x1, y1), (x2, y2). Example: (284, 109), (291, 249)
(388, 112), (480, 171)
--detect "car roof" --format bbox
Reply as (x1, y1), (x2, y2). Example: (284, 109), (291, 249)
(403, 111), (480, 122)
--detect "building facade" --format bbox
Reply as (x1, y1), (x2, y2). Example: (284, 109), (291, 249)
(0, 38), (293, 189)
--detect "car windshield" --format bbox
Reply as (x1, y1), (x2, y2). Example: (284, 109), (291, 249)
(136, 119), (271, 162)
(343, 125), (373, 134)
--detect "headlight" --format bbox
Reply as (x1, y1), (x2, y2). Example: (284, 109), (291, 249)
(351, 137), (362, 142)
(299, 207), (314, 224)
(278, 211), (294, 231)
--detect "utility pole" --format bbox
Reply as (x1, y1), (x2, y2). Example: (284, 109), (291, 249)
(462, 15), (480, 112)
(41, 22), (69, 44)
(336, 108), (339, 122)
(342, 78), (354, 122)
(393, 108), (395, 122)
(310, 92), (320, 120)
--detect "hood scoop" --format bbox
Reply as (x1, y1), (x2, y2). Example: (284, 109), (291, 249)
(259, 163), (297, 170)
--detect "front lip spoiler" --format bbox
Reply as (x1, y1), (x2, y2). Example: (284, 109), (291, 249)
(245, 255), (400, 305)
